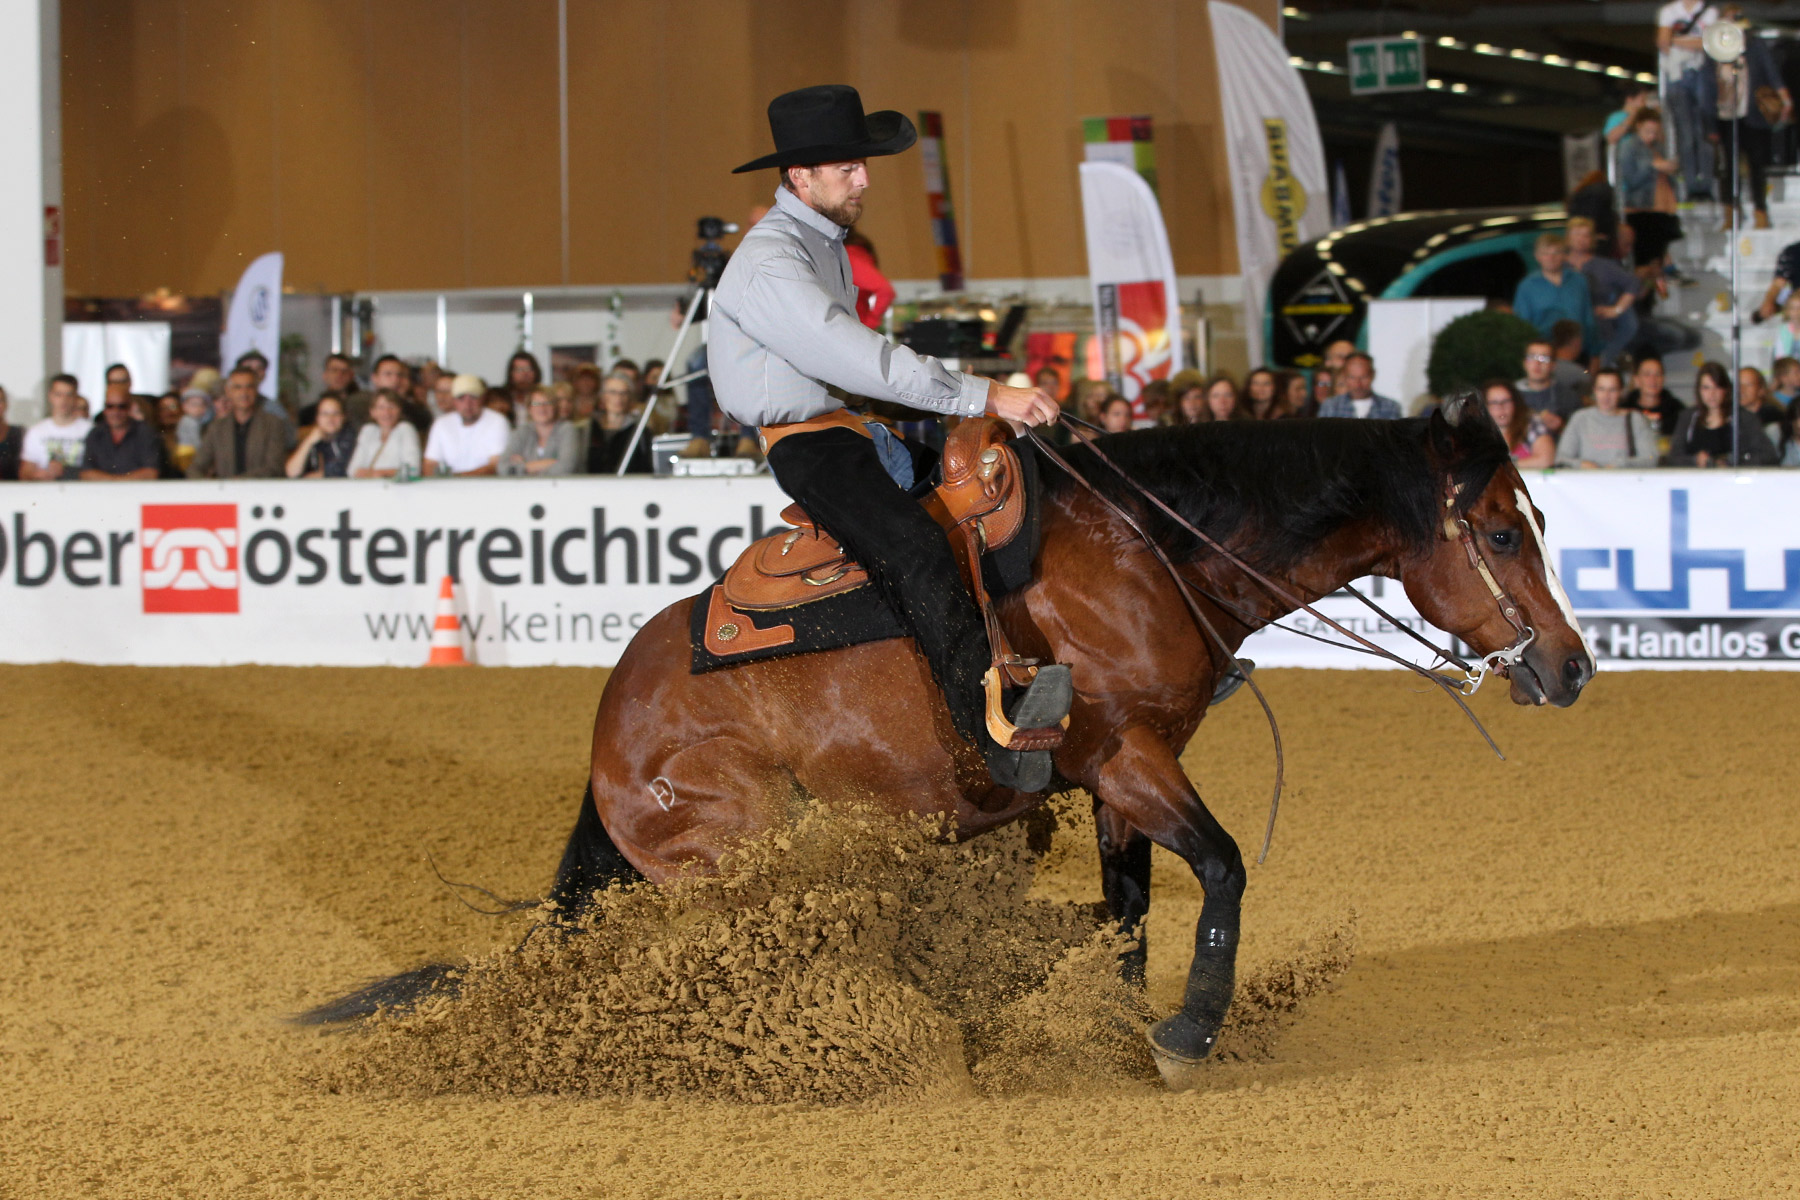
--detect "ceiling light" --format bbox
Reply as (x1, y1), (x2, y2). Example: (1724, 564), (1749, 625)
(1473, 43), (1500, 55)
(1290, 55), (1305, 66)
(1426, 78), (1446, 90)
(1281, 5), (1309, 19)
(1542, 54), (1568, 66)
(1450, 82), (1471, 94)
(1636, 72), (1657, 84)
(1509, 49), (1540, 61)
(1573, 60), (1604, 72)
(1437, 36), (1464, 49)
(1604, 65), (1631, 78)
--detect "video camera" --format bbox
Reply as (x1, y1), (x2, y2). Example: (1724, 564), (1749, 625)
(692, 216), (739, 290)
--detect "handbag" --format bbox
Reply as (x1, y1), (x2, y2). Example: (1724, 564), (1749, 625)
(1756, 85), (1784, 125)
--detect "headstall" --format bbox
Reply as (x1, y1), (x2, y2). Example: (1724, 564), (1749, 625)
(1440, 476), (1535, 695)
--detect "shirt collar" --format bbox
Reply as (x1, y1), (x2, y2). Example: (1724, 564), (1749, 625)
(773, 186), (848, 242)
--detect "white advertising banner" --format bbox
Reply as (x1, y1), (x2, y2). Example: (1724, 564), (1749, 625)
(1208, 1), (1331, 366)
(220, 251), (283, 401)
(1, 472), (1796, 670)
(1078, 161), (1182, 405)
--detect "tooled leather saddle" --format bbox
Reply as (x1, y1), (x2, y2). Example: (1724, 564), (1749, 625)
(689, 415), (1040, 676)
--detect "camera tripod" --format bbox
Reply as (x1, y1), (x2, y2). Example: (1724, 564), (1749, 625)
(613, 283), (710, 476)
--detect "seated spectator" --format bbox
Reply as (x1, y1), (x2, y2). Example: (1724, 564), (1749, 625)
(285, 394), (357, 478)
(1512, 233), (1595, 353)
(1624, 354), (1685, 441)
(1135, 378), (1171, 427)
(643, 359), (666, 391)
(1243, 368), (1285, 419)
(1773, 357), (1800, 409)
(299, 352), (366, 426)
(1202, 375), (1248, 422)
(1033, 365), (1064, 404)
(1277, 370), (1312, 419)
(19, 374), (91, 480)
(348, 390), (422, 478)
(1320, 339), (1356, 392)
(430, 370), (456, 419)
(0, 386), (23, 480)
(1098, 393), (1135, 434)
(371, 354), (432, 434)
(189, 368), (288, 478)
(1164, 370), (1205, 425)
(1566, 217), (1639, 366)
(175, 384), (212, 450)
(1755, 238), (1800, 322)
(232, 349), (294, 433)
(1310, 368), (1335, 412)
(1738, 366), (1788, 450)
(586, 370), (655, 474)
(1515, 339), (1581, 434)
(1318, 353), (1401, 418)
(1549, 319), (1589, 388)
(152, 392), (186, 478)
(1556, 370), (1658, 468)
(1483, 379), (1555, 468)
(500, 387), (580, 476)
(1668, 362), (1780, 466)
(79, 380), (164, 480)
(552, 380), (575, 423)
(1773, 295), (1800, 362)
(424, 374), (510, 476)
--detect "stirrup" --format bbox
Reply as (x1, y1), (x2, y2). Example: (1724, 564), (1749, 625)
(983, 663), (1071, 753)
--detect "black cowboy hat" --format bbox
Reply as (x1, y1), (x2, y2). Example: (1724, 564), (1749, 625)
(732, 84), (916, 174)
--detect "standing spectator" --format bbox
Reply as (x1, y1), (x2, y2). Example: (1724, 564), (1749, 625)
(370, 354), (432, 434)
(300, 352), (366, 426)
(643, 359), (666, 391)
(1512, 234), (1595, 354)
(1619, 112), (1684, 291)
(1605, 84), (1655, 147)
(284, 394), (357, 478)
(1277, 370), (1313, 419)
(1737, 366), (1788, 449)
(1318, 353), (1401, 418)
(1753, 238), (1800, 321)
(79, 380), (163, 480)
(0, 387), (23, 481)
(1566, 171), (1623, 260)
(1710, 5), (1791, 230)
(500, 387), (580, 476)
(348, 390), (422, 478)
(1516, 338), (1582, 434)
(19, 374), (91, 480)
(585, 370), (655, 474)
(1669, 362), (1779, 465)
(1097, 394), (1134, 434)
(504, 351), (542, 423)
(1566, 217), (1640, 366)
(1556, 369), (1659, 468)
(1202, 376), (1248, 422)
(483, 388), (515, 422)
(189, 368), (287, 478)
(1483, 379), (1556, 468)
(424, 374), (510, 476)
(1243, 368), (1286, 419)
(843, 229), (896, 329)
(232, 349), (293, 433)
(1658, 0), (1718, 201)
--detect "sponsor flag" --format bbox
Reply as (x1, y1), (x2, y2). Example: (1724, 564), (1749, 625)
(917, 112), (964, 292)
(1078, 161), (1182, 407)
(220, 251), (283, 401)
(1367, 122), (1402, 218)
(1208, 1), (1331, 366)
(1332, 159), (1352, 228)
(1082, 115), (1157, 194)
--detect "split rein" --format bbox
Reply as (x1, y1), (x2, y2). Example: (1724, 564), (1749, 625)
(1023, 414), (1510, 864)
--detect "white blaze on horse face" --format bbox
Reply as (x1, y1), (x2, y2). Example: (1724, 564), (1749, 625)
(1513, 488), (1596, 668)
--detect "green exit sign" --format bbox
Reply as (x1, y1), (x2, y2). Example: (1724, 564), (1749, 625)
(1347, 36), (1425, 94)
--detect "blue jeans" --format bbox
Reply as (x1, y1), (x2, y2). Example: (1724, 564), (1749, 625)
(1667, 70), (1716, 198)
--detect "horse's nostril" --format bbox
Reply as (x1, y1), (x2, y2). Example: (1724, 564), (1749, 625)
(1562, 655), (1588, 691)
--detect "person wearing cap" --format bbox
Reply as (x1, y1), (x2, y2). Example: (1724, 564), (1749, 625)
(708, 84), (1069, 792)
(423, 373), (509, 476)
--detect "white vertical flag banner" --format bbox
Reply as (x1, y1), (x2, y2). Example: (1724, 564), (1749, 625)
(220, 251), (283, 400)
(1078, 161), (1182, 406)
(1208, 1), (1330, 367)
(1366, 122), (1402, 218)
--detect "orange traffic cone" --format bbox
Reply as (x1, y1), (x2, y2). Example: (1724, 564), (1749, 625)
(426, 576), (469, 666)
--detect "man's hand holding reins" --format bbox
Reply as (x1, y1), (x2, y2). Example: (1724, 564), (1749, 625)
(986, 382), (1060, 429)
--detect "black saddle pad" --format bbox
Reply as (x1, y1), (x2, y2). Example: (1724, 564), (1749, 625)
(687, 437), (1042, 675)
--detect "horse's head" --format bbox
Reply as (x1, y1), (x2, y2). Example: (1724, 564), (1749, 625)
(1402, 394), (1595, 708)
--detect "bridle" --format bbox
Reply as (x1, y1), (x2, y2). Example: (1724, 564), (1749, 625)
(1439, 476), (1536, 696)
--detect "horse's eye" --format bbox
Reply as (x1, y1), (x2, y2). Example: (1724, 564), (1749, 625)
(1489, 529), (1520, 553)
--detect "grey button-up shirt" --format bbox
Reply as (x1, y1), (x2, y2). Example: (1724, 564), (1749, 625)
(707, 187), (990, 427)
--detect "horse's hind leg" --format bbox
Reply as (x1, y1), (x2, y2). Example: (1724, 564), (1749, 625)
(1094, 801), (1152, 988)
(1093, 725), (1245, 1088)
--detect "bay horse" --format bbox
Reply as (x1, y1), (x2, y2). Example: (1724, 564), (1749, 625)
(311, 397), (1592, 1085)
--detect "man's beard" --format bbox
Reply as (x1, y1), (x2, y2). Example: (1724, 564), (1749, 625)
(817, 193), (863, 228)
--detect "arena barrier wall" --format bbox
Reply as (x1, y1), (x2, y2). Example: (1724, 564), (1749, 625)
(1, 471), (1796, 669)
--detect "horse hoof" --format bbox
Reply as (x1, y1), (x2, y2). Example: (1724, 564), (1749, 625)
(1146, 1013), (1217, 1091)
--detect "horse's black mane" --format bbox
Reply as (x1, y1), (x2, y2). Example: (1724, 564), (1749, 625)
(1039, 416), (1511, 571)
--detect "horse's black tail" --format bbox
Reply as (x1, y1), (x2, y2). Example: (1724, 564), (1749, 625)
(545, 780), (645, 917)
(296, 782), (643, 1025)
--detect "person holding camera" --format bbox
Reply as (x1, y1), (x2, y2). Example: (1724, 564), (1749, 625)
(708, 85), (1068, 792)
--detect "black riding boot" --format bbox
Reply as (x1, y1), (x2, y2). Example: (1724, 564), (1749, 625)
(765, 425), (1067, 791)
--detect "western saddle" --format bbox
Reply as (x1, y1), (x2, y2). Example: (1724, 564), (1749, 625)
(701, 415), (1062, 752)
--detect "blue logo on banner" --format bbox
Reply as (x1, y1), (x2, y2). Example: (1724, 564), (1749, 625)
(1562, 490), (1800, 610)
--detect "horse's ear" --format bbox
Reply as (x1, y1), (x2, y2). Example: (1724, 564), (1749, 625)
(1427, 402), (1458, 460)
(1441, 390), (1481, 428)
(1428, 390), (1481, 461)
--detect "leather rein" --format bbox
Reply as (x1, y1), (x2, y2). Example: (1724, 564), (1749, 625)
(1023, 414), (1522, 861)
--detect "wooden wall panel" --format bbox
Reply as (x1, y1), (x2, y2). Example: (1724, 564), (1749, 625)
(61, 0), (1279, 296)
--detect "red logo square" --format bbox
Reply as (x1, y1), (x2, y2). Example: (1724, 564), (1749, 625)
(141, 504), (239, 614)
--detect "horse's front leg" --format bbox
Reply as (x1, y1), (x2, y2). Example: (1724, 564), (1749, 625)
(1094, 725), (1246, 1089)
(1094, 801), (1152, 988)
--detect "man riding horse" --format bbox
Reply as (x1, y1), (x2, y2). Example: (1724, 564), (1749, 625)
(710, 84), (1072, 791)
